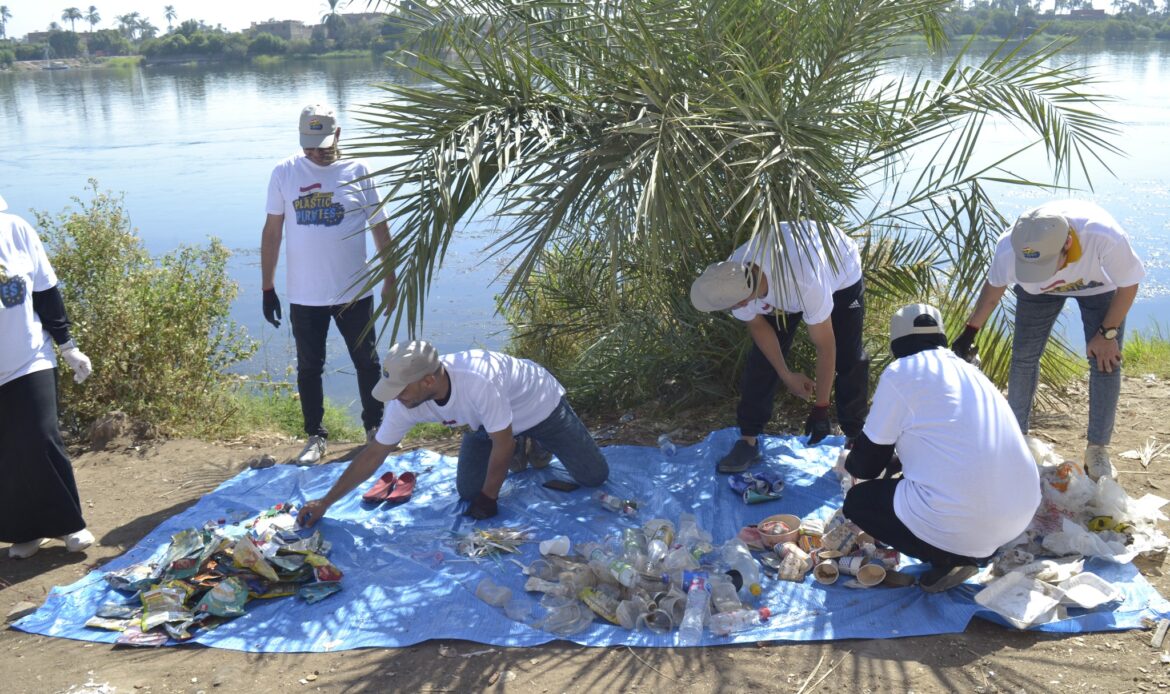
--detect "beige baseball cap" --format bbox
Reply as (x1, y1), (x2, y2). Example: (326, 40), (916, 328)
(371, 341), (440, 402)
(690, 261), (756, 312)
(1011, 210), (1071, 283)
(299, 104), (338, 149)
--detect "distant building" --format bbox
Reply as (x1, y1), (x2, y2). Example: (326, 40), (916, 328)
(248, 19), (313, 42)
(340, 12), (387, 27)
(24, 31), (52, 44)
(1069, 9), (1107, 19)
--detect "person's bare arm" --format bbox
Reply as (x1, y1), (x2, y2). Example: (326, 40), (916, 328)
(805, 318), (836, 407)
(296, 440), (398, 526)
(371, 220), (395, 315)
(964, 281), (1008, 329)
(746, 315), (814, 398)
(1087, 283), (1139, 373)
(481, 426), (516, 499)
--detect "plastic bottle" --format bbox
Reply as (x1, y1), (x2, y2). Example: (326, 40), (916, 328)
(677, 573), (710, 646)
(539, 535), (571, 556)
(720, 538), (763, 598)
(677, 513), (700, 550)
(621, 527), (647, 560)
(663, 546), (699, 572)
(474, 577), (512, 607)
(708, 607), (772, 636)
(524, 576), (572, 597)
(644, 519), (675, 562)
(708, 573), (744, 614)
(657, 434), (677, 457)
(580, 542), (637, 587)
(593, 491), (638, 516)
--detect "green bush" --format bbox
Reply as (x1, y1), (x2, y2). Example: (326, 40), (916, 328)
(0, 48), (14, 67)
(248, 32), (288, 56)
(34, 181), (256, 436)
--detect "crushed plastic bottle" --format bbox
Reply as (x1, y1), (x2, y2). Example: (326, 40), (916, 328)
(708, 574), (744, 614)
(720, 538), (763, 598)
(539, 535), (571, 556)
(475, 577), (512, 607)
(677, 573), (710, 646)
(621, 527), (647, 560)
(708, 607), (772, 636)
(579, 586), (621, 624)
(524, 576), (572, 597)
(593, 491), (639, 516)
(658, 434), (678, 457)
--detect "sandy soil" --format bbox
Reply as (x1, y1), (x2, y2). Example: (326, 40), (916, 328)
(4, 375), (1170, 694)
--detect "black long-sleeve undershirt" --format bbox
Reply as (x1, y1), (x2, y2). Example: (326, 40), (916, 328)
(31, 285), (72, 345)
(844, 432), (897, 480)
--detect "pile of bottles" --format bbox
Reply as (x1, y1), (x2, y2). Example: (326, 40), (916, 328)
(516, 513), (771, 644)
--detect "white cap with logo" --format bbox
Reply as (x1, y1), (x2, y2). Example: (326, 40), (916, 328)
(299, 104), (338, 149)
(690, 261), (757, 312)
(371, 341), (440, 402)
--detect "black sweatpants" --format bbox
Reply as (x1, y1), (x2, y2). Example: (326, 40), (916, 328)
(0, 368), (87, 544)
(735, 278), (869, 438)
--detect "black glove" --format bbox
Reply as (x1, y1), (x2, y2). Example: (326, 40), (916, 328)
(950, 324), (978, 362)
(463, 492), (498, 520)
(804, 404), (831, 445)
(263, 288), (282, 328)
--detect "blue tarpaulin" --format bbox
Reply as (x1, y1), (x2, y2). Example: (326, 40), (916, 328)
(14, 429), (1170, 651)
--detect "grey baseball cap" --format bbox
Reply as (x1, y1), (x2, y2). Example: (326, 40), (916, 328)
(299, 104), (338, 149)
(1011, 210), (1071, 283)
(371, 341), (440, 402)
(690, 261), (756, 312)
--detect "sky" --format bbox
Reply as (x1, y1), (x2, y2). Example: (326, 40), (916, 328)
(0, 0), (387, 38)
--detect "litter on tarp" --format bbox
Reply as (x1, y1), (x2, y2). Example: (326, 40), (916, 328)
(975, 571), (1067, 629)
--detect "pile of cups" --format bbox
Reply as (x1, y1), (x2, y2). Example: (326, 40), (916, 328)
(754, 509), (899, 588)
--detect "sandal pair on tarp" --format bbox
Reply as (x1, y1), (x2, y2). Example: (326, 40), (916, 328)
(361, 471), (416, 504)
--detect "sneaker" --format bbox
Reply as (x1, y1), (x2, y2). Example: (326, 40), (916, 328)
(716, 439), (761, 474)
(61, 528), (95, 553)
(919, 563), (979, 593)
(528, 439), (552, 469)
(9, 538), (48, 560)
(509, 435), (529, 473)
(293, 435), (327, 466)
(1084, 444), (1116, 481)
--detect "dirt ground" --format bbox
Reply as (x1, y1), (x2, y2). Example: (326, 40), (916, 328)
(4, 375), (1170, 694)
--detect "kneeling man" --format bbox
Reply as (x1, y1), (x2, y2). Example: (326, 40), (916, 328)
(298, 341), (609, 523)
(843, 304), (1040, 592)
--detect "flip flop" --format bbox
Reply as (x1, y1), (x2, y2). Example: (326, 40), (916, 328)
(386, 471), (416, 504)
(362, 471), (397, 503)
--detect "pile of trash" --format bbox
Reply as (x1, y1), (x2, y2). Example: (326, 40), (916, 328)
(87, 503), (342, 646)
(976, 437), (1170, 628)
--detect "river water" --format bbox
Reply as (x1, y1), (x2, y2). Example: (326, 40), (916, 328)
(1, 47), (1167, 417)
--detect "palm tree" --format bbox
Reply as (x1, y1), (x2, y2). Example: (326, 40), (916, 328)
(322, 0), (346, 40)
(85, 5), (99, 31)
(164, 5), (176, 31)
(351, 0), (1120, 407)
(62, 7), (82, 32)
(0, 5), (10, 39)
(115, 11), (139, 39)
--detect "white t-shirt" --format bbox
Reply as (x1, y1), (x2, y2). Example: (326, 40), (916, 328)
(266, 154), (389, 306)
(988, 200), (1145, 297)
(729, 221), (862, 325)
(0, 209), (57, 386)
(374, 350), (567, 446)
(863, 349), (1040, 558)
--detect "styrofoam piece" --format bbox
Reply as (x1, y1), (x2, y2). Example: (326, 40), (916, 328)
(975, 572), (1066, 629)
(1057, 572), (1122, 609)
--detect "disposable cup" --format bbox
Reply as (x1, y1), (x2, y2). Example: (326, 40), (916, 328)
(839, 555), (867, 576)
(813, 560), (839, 585)
(856, 563), (887, 587)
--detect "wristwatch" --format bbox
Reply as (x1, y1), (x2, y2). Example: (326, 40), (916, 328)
(1099, 325), (1119, 340)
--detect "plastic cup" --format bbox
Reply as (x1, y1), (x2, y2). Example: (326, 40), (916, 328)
(856, 563), (887, 587)
(813, 560), (839, 585)
(839, 555), (867, 577)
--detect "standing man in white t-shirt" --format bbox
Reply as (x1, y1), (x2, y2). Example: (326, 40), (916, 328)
(261, 104), (394, 465)
(843, 304), (1040, 592)
(689, 221), (869, 473)
(951, 201), (1145, 481)
(295, 341), (609, 524)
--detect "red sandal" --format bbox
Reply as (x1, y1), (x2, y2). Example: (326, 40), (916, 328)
(386, 471), (416, 504)
(362, 471), (397, 503)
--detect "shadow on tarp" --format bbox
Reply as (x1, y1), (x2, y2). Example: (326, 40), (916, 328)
(13, 429), (1170, 651)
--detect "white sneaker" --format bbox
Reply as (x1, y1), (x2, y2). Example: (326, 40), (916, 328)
(61, 528), (95, 552)
(294, 435), (327, 466)
(9, 538), (49, 560)
(1084, 444), (1117, 481)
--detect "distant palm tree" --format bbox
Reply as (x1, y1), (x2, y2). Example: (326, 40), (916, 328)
(322, 0), (346, 40)
(164, 5), (176, 31)
(85, 5), (99, 31)
(62, 7), (83, 32)
(115, 11), (139, 39)
(137, 17), (157, 39)
(0, 5), (10, 39)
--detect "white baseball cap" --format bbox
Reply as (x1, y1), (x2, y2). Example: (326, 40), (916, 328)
(371, 341), (440, 402)
(889, 303), (944, 342)
(0, 193), (8, 212)
(299, 104), (338, 149)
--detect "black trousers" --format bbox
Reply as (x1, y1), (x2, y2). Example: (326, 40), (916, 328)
(289, 295), (384, 435)
(0, 368), (87, 544)
(736, 278), (869, 438)
(843, 478), (983, 569)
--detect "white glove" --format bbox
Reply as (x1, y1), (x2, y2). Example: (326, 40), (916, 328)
(60, 340), (93, 384)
